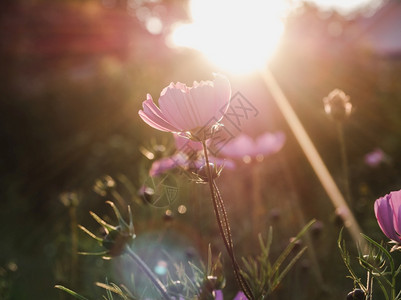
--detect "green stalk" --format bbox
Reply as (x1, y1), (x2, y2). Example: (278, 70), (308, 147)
(391, 276), (395, 300)
(201, 141), (254, 300)
(337, 123), (352, 205)
(124, 245), (170, 300)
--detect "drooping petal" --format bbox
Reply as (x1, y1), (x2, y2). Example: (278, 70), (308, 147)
(138, 95), (179, 132)
(390, 190), (401, 236)
(374, 194), (401, 243)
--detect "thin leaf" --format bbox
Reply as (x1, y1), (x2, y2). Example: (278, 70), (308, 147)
(361, 233), (394, 274)
(106, 201), (129, 229)
(271, 220), (315, 278)
(55, 285), (90, 300)
(264, 227), (273, 259)
(78, 225), (103, 242)
(207, 244), (212, 276)
(89, 211), (117, 232)
(276, 246), (307, 287)
(78, 251), (109, 256)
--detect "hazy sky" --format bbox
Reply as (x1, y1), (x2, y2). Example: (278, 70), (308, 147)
(300, 0), (383, 14)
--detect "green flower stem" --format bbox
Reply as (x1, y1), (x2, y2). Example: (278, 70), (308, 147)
(392, 276), (395, 300)
(69, 203), (78, 289)
(201, 141), (254, 300)
(124, 245), (170, 300)
(337, 123), (352, 205)
(366, 270), (373, 300)
(251, 165), (263, 234)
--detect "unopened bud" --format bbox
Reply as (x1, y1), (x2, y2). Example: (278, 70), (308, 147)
(323, 89), (352, 122)
(168, 280), (184, 294)
(346, 289), (365, 300)
(102, 227), (132, 257)
(197, 163), (219, 182)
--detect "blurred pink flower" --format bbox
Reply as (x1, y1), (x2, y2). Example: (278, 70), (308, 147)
(214, 290), (223, 300)
(212, 290), (248, 300)
(138, 74), (231, 140)
(374, 190), (401, 243)
(219, 132), (285, 161)
(149, 134), (234, 176)
(233, 291), (248, 300)
(365, 148), (385, 167)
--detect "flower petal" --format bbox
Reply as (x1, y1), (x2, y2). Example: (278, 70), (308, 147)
(159, 83), (198, 130)
(233, 291), (248, 300)
(390, 190), (401, 236)
(374, 193), (401, 242)
(138, 94), (179, 132)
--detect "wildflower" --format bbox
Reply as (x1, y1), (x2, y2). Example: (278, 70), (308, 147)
(364, 148), (385, 167)
(138, 74), (231, 141)
(374, 190), (401, 244)
(323, 89), (352, 122)
(219, 132), (285, 162)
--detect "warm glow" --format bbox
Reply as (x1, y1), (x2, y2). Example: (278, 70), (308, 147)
(170, 0), (287, 74)
(302, 0), (380, 14)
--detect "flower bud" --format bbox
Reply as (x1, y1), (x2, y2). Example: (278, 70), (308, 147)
(323, 89), (352, 122)
(197, 163), (219, 182)
(167, 280), (184, 295)
(93, 175), (116, 196)
(102, 226), (132, 257)
(311, 220), (324, 239)
(346, 289), (365, 300)
(203, 275), (219, 293)
(138, 185), (154, 205)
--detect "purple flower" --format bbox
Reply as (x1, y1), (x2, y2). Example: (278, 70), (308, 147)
(374, 190), (401, 243)
(219, 132), (285, 161)
(214, 290), (223, 300)
(138, 74), (231, 140)
(365, 148), (385, 167)
(212, 290), (248, 300)
(233, 291), (248, 300)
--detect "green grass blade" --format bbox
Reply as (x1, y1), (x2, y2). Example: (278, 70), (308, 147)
(55, 285), (90, 300)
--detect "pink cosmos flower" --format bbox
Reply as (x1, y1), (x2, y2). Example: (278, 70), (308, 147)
(138, 74), (231, 140)
(219, 132), (285, 160)
(374, 190), (401, 243)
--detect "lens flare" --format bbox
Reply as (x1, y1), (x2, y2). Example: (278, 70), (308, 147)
(169, 0), (287, 74)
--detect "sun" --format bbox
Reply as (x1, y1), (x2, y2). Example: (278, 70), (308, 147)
(169, 0), (288, 75)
